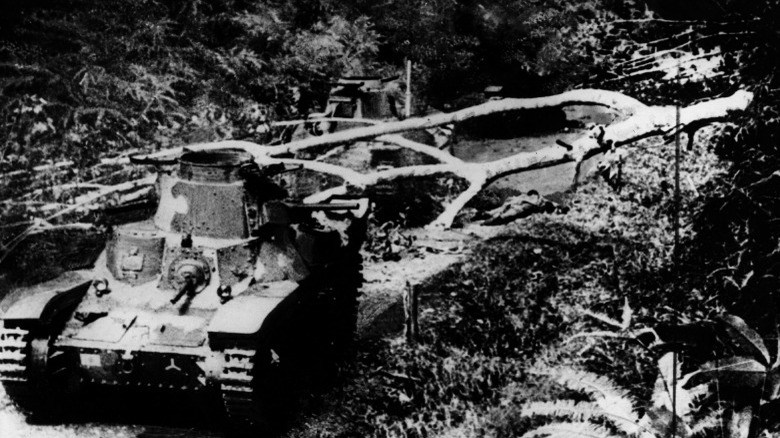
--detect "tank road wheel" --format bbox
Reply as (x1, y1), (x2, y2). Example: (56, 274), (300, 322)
(219, 347), (282, 437)
(0, 325), (76, 421)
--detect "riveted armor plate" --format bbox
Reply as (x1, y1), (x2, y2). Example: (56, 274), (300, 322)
(106, 222), (164, 285)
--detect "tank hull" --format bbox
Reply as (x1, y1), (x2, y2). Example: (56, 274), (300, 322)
(0, 148), (368, 434)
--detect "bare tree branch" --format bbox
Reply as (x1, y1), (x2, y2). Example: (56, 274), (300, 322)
(256, 89), (650, 156)
(11, 89), (754, 230)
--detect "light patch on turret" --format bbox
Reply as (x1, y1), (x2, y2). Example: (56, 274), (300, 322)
(154, 175), (189, 231)
(276, 253), (289, 267)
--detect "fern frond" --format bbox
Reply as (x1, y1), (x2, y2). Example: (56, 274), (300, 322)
(521, 400), (603, 422)
(523, 400), (660, 437)
(521, 421), (621, 438)
(547, 368), (627, 401)
(548, 368), (641, 435)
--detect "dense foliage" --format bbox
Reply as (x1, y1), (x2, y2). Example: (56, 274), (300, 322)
(286, 138), (721, 437)
(3, 0), (780, 436)
(0, 0), (384, 169)
(691, 1), (780, 334)
(0, 0), (644, 171)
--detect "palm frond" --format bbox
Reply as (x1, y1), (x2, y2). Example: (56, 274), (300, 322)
(548, 368), (642, 435)
(521, 421), (621, 438)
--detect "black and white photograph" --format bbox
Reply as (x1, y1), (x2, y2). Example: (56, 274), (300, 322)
(0, 0), (776, 437)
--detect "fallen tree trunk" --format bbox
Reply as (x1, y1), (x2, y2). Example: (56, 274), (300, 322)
(293, 89), (752, 227)
(263, 88), (651, 156)
(429, 89), (752, 227)
(7, 88), (754, 229)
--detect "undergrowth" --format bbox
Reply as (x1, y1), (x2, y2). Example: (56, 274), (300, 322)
(285, 131), (728, 438)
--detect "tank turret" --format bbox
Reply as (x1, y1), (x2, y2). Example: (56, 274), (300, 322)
(0, 147), (369, 435)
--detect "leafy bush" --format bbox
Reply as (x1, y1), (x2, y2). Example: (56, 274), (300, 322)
(0, 0), (384, 170)
(683, 0), (780, 336)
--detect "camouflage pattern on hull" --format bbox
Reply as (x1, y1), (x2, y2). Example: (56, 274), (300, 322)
(0, 147), (368, 434)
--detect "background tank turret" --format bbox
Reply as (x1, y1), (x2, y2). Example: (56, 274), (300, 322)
(0, 147), (369, 435)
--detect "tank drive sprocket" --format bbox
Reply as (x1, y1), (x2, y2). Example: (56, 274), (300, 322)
(0, 324), (75, 419)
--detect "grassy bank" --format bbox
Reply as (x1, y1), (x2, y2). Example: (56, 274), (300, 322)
(287, 129), (726, 437)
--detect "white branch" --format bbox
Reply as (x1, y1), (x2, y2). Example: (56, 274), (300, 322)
(485, 147), (572, 181)
(283, 89), (752, 228)
(45, 175), (157, 222)
(117, 88), (652, 166)
(260, 89), (649, 157)
(19, 89), (752, 230)
(427, 89), (753, 226)
(428, 176), (488, 229)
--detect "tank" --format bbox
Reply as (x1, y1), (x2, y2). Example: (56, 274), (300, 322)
(0, 148), (369, 434)
(326, 76), (402, 121)
(306, 75), (405, 136)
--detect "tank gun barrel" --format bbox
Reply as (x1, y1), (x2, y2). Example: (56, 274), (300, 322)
(128, 154), (178, 166)
(291, 202), (360, 211)
(260, 201), (362, 227)
(170, 276), (196, 305)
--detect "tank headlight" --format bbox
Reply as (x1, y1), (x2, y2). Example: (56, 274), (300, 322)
(93, 278), (110, 297)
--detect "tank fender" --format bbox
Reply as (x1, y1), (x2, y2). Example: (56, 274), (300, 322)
(1, 272), (91, 327)
(207, 281), (298, 335)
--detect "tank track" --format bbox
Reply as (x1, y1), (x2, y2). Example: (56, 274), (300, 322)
(333, 251), (363, 362)
(216, 252), (363, 433)
(0, 325), (71, 416)
(0, 326), (42, 413)
(0, 326), (28, 383)
(219, 347), (264, 432)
